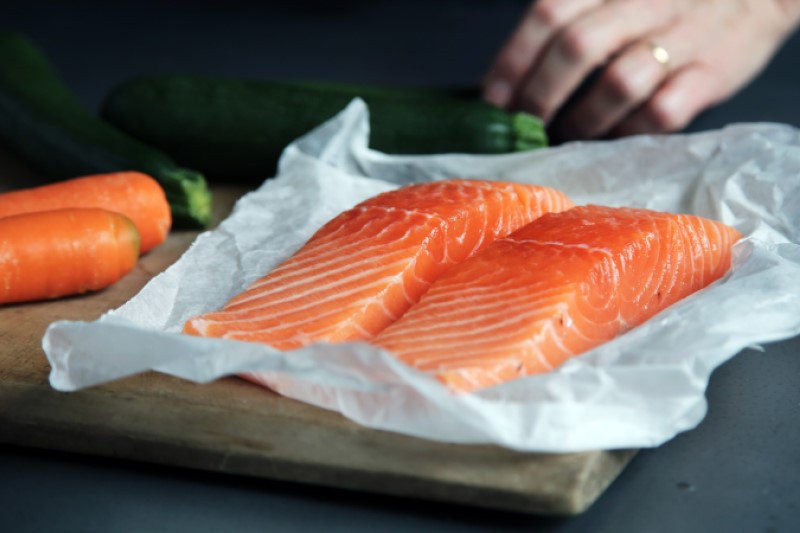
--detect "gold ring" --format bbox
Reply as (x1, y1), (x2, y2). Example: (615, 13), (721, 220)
(649, 41), (670, 70)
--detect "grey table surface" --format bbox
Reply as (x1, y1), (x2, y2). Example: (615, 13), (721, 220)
(2, 1), (799, 532)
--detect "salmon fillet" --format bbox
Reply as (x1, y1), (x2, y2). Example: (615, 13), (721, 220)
(372, 205), (742, 392)
(183, 179), (574, 348)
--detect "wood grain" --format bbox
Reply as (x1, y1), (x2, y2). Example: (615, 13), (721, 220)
(0, 156), (635, 515)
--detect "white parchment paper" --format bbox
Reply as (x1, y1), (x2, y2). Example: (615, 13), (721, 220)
(43, 100), (800, 452)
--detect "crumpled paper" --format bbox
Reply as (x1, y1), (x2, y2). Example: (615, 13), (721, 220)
(44, 99), (800, 452)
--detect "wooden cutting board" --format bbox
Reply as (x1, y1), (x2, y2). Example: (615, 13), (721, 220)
(0, 153), (636, 515)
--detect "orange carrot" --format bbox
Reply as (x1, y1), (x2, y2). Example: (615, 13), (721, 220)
(0, 171), (171, 253)
(0, 208), (140, 304)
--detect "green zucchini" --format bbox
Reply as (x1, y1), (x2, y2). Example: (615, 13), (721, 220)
(0, 31), (211, 228)
(100, 75), (548, 182)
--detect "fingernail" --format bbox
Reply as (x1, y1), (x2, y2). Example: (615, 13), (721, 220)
(484, 79), (511, 108)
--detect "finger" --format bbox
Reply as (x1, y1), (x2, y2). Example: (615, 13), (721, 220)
(515, 0), (677, 124)
(612, 66), (720, 137)
(556, 18), (703, 140)
(483, 0), (604, 108)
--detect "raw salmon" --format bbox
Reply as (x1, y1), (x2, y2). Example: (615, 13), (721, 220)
(372, 205), (742, 392)
(183, 179), (574, 348)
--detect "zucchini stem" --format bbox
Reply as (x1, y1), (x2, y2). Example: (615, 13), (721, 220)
(512, 113), (548, 152)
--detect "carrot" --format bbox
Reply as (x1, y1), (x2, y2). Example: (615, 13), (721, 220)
(0, 208), (140, 304)
(0, 171), (171, 253)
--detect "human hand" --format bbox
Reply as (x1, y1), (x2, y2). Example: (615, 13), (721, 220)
(483, 0), (800, 141)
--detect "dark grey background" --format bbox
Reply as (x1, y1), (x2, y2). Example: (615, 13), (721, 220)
(2, 1), (799, 532)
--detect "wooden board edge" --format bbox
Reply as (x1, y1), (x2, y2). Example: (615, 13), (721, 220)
(0, 419), (635, 516)
(0, 381), (637, 515)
